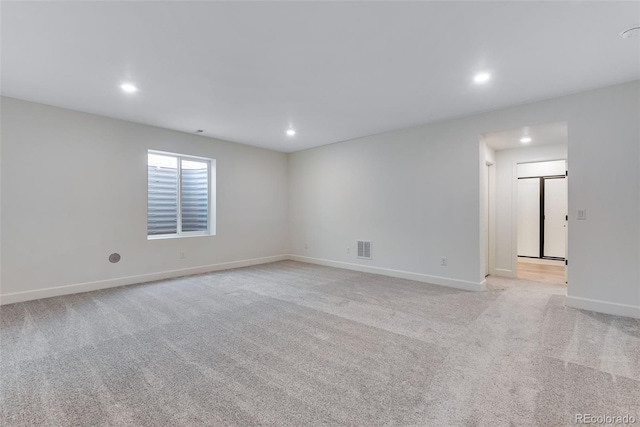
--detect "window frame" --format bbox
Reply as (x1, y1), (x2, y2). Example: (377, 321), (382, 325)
(147, 149), (216, 240)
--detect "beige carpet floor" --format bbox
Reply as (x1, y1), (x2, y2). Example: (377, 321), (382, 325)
(1, 261), (639, 426)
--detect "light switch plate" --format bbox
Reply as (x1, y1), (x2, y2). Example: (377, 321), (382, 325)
(577, 209), (587, 220)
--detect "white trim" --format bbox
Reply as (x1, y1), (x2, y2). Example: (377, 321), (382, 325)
(4, 253), (638, 320)
(289, 255), (485, 292)
(565, 295), (640, 319)
(494, 268), (517, 278)
(0, 254), (485, 305)
(0, 255), (288, 305)
(147, 232), (212, 240)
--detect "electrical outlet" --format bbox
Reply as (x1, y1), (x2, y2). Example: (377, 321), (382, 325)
(304, 243), (308, 250)
(346, 247), (351, 254)
(577, 209), (587, 220)
(441, 257), (447, 266)
(180, 251), (186, 259)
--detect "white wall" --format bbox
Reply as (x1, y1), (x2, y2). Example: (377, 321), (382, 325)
(495, 145), (567, 274)
(1, 97), (289, 303)
(2, 81), (639, 319)
(289, 118), (487, 291)
(0, 97), (3, 301)
(289, 80), (640, 318)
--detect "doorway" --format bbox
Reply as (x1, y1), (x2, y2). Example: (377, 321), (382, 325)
(480, 121), (568, 286)
(516, 160), (567, 283)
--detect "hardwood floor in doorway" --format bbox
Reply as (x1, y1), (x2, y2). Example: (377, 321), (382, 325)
(517, 257), (566, 284)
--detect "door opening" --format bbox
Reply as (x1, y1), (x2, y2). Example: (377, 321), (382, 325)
(516, 160), (567, 284)
(480, 121), (568, 287)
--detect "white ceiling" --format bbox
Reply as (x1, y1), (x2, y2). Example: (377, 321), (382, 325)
(483, 122), (568, 151)
(2, 1), (639, 153)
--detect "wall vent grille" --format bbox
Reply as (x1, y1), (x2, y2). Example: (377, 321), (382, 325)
(357, 241), (372, 259)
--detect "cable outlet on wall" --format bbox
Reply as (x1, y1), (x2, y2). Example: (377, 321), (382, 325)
(180, 251), (186, 259)
(304, 243), (308, 250)
(346, 247), (351, 254)
(441, 257), (447, 266)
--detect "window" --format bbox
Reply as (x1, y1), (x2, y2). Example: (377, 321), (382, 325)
(147, 150), (215, 238)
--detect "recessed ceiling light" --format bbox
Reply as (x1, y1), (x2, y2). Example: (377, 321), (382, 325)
(473, 72), (491, 84)
(286, 129), (296, 136)
(520, 136), (532, 144)
(120, 83), (138, 93)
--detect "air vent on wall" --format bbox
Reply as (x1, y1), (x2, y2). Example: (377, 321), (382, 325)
(357, 241), (372, 259)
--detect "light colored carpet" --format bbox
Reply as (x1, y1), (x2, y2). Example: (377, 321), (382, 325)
(1, 261), (639, 426)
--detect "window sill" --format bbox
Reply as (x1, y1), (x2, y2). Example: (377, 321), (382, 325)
(147, 232), (214, 240)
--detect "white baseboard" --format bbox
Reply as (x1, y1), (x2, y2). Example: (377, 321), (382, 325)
(565, 295), (640, 319)
(0, 255), (288, 305)
(289, 255), (486, 292)
(5, 254), (638, 320)
(494, 268), (516, 278)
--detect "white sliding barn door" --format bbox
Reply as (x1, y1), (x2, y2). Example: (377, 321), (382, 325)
(543, 177), (567, 258)
(517, 178), (540, 257)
